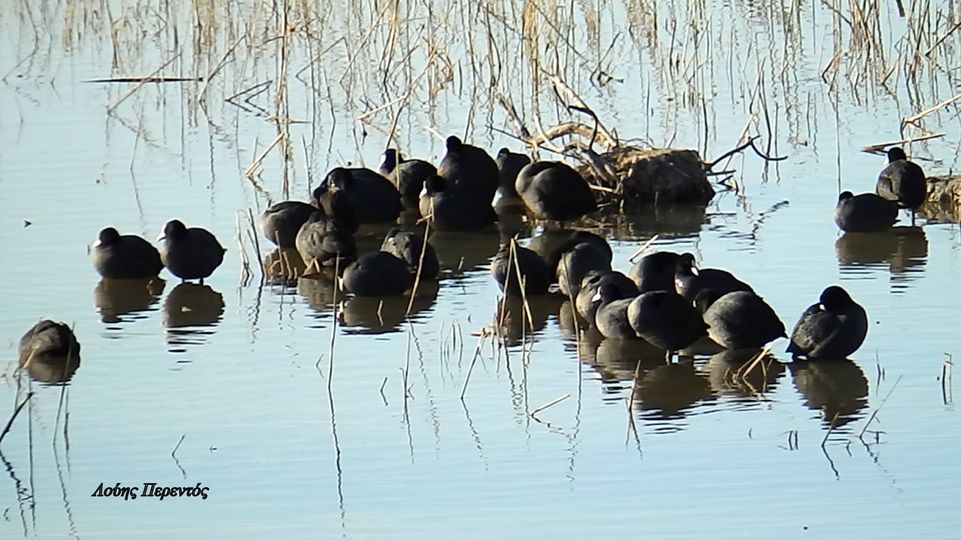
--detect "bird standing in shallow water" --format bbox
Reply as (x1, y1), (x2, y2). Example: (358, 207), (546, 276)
(834, 191), (898, 232)
(157, 220), (225, 284)
(92, 227), (163, 279)
(787, 285), (868, 360)
(876, 147), (927, 225)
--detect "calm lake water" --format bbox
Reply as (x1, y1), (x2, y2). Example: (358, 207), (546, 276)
(1, 1), (960, 538)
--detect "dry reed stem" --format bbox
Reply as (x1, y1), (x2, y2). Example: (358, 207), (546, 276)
(627, 234), (660, 263)
(529, 394), (570, 417)
(245, 133), (284, 177)
(460, 330), (488, 400)
(902, 92), (961, 127)
(862, 133), (945, 153)
(405, 217), (431, 316)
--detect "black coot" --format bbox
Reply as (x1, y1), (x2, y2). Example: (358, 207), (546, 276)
(295, 211), (357, 272)
(876, 146), (927, 223)
(157, 220), (225, 283)
(575, 270), (637, 325)
(321, 167), (402, 224)
(592, 283), (641, 339)
(557, 242), (611, 298)
(629, 251), (681, 292)
(834, 191), (898, 232)
(437, 135), (499, 203)
(341, 251), (414, 296)
(695, 289), (786, 349)
(628, 290), (707, 353)
(674, 252), (754, 302)
(311, 185), (359, 234)
(515, 161), (598, 222)
(787, 286), (868, 360)
(19, 320), (81, 363)
(261, 200), (316, 248)
(538, 230), (613, 279)
(92, 227), (163, 279)
(379, 149), (437, 213)
(491, 242), (551, 296)
(496, 148), (531, 198)
(419, 175), (497, 232)
(381, 228), (439, 279)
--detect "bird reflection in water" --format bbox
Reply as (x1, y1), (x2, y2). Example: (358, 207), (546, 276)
(579, 337), (668, 402)
(428, 230), (501, 273)
(493, 295), (563, 347)
(162, 283), (225, 351)
(263, 248), (307, 285)
(632, 361), (714, 430)
(790, 359), (869, 429)
(338, 281), (439, 335)
(94, 277), (166, 325)
(703, 348), (785, 401)
(835, 226), (927, 291)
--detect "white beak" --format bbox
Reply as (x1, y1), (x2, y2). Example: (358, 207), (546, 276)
(156, 233), (166, 242)
(92, 239), (102, 248)
(591, 291), (601, 302)
(817, 303), (825, 311)
(690, 266), (700, 276)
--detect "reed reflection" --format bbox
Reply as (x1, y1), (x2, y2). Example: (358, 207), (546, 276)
(835, 226), (927, 291)
(94, 277), (165, 325)
(632, 361), (714, 427)
(790, 359), (869, 428)
(162, 283), (225, 351)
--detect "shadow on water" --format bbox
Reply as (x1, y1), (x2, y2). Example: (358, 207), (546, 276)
(162, 283), (225, 352)
(94, 278), (165, 326)
(702, 348), (786, 403)
(339, 281), (439, 335)
(835, 226), (928, 292)
(790, 359), (869, 429)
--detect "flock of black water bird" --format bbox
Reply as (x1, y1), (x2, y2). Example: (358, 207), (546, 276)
(18, 137), (929, 388)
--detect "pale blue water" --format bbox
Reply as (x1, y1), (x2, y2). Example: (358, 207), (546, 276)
(1, 1), (959, 538)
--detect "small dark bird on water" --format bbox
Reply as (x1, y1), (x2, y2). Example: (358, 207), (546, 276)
(876, 147), (927, 225)
(92, 227), (164, 279)
(157, 220), (225, 284)
(261, 201), (316, 248)
(834, 191), (898, 232)
(495, 148), (531, 199)
(379, 149), (437, 214)
(437, 136), (500, 204)
(515, 161), (598, 222)
(321, 167), (402, 224)
(787, 285), (868, 360)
